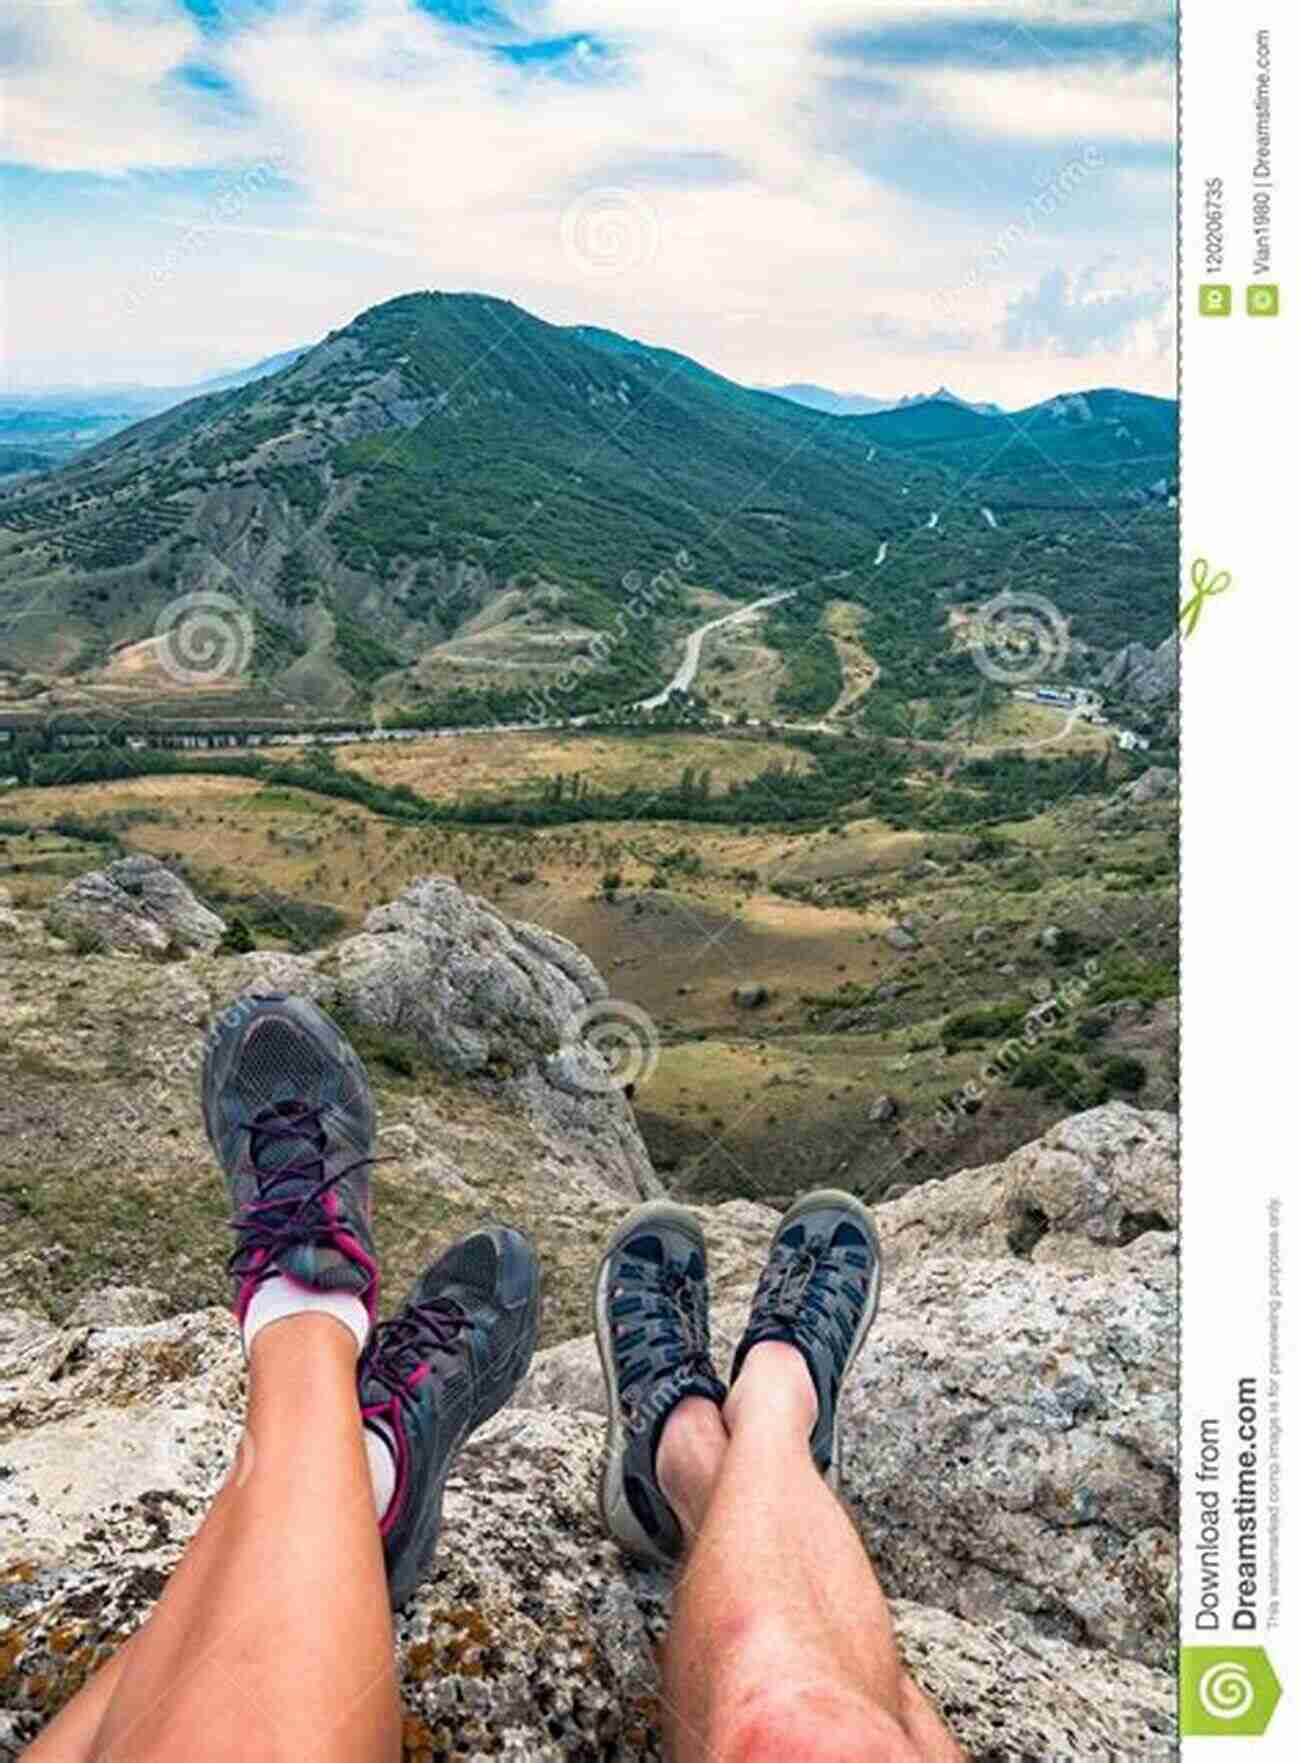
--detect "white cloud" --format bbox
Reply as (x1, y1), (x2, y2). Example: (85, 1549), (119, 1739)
(1, 0), (1176, 399)
(913, 61), (1173, 145)
(0, 0), (264, 174)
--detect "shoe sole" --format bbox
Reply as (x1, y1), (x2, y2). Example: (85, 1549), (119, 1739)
(200, 992), (376, 1176)
(760, 1188), (883, 1489)
(593, 1198), (705, 1570)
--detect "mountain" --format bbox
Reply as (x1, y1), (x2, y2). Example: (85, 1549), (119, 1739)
(893, 386), (1002, 416)
(0, 349), (312, 470)
(765, 383), (1002, 418)
(762, 382), (896, 417)
(848, 387), (1177, 508)
(190, 346), (312, 396)
(0, 445), (55, 479)
(0, 292), (1177, 714)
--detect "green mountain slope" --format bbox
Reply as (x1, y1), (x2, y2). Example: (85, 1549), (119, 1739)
(0, 292), (1177, 717)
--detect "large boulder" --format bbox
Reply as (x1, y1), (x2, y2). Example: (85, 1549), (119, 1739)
(233, 877), (659, 1204)
(1101, 637), (1177, 704)
(45, 855), (225, 956)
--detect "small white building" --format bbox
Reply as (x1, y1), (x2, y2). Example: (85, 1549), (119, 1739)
(1116, 729), (1151, 753)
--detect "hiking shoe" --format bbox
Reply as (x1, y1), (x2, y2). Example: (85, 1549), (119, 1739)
(730, 1189), (882, 1484)
(594, 1200), (726, 1568)
(201, 994), (380, 1327)
(360, 1226), (540, 1610)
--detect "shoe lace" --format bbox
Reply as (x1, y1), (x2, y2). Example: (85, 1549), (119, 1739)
(363, 1298), (471, 1416)
(752, 1238), (840, 1355)
(227, 1103), (379, 1280)
(618, 1260), (717, 1404)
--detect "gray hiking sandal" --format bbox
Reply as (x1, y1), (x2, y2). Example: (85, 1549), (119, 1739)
(594, 1201), (726, 1567)
(730, 1189), (882, 1484)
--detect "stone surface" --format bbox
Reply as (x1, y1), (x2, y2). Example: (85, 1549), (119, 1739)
(876, 1103), (1176, 1273)
(65, 1285), (170, 1330)
(1102, 637), (1177, 704)
(45, 855), (226, 956)
(0, 870), (1176, 1757)
(1119, 766), (1178, 806)
(0, 1352), (1175, 1761)
(514, 1105), (1177, 1676)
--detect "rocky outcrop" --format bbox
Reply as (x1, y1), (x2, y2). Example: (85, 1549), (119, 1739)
(515, 1105), (1177, 1676)
(1101, 636), (1177, 704)
(201, 877), (658, 1204)
(0, 870), (1176, 1759)
(1117, 766), (1178, 806)
(45, 855), (226, 955)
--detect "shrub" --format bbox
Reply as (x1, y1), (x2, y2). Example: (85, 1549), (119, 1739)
(1101, 1055), (1147, 1094)
(219, 915), (256, 955)
(942, 1001), (1029, 1052)
(1010, 1052), (1103, 1106)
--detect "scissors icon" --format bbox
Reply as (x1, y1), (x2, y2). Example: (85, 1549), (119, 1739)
(1180, 557), (1232, 638)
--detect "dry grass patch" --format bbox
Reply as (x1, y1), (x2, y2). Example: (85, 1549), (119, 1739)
(340, 730), (809, 800)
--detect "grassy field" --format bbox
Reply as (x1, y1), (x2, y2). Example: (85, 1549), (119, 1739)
(2, 721), (1177, 1204)
(341, 728), (811, 800)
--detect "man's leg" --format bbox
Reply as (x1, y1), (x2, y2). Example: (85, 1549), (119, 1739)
(23, 1313), (399, 1763)
(658, 1340), (962, 1763)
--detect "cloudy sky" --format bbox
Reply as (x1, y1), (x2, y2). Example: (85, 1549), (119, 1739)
(2, 0), (1176, 404)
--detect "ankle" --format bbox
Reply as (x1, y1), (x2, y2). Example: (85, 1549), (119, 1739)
(654, 1395), (728, 1537)
(724, 1340), (817, 1436)
(247, 1306), (363, 1378)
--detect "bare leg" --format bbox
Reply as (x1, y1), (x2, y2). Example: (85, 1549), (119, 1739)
(657, 1343), (964, 1763)
(23, 1314), (399, 1763)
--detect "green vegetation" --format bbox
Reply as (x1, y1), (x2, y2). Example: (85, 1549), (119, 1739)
(942, 1001), (1030, 1053)
(1088, 954), (1178, 1007)
(766, 598), (843, 716)
(0, 293), (1176, 719)
(1101, 1054), (1147, 1093)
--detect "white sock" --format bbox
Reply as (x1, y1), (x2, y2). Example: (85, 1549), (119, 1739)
(242, 1275), (370, 1359)
(364, 1419), (399, 1518)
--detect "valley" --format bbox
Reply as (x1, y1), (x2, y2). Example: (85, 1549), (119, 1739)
(0, 289), (1178, 1217)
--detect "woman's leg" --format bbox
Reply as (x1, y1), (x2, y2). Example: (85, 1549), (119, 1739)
(24, 1312), (399, 1763)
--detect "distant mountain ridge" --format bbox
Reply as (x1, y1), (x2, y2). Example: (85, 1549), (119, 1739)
(0, 347), (310, 467)
(764, 383), (1003, 418)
